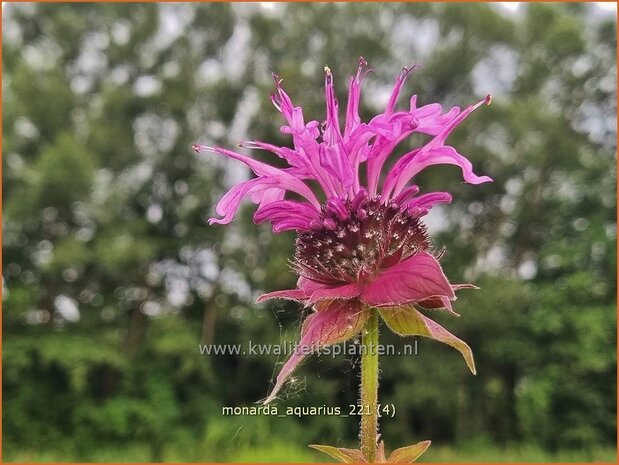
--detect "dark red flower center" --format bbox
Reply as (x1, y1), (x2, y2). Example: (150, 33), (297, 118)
(294, 195), (431, 284)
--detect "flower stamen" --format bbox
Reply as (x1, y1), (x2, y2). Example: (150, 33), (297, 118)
(294, 196), (431, 283)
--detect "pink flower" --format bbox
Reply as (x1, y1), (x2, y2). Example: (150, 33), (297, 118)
(194, 58), (492, 404)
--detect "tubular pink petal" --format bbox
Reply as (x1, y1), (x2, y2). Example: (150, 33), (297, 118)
(323, 66), (342, 145)
(257, 288), (311, 303)
(351, 188), (369, 210)
(378, 95), (491, 199)
(208, 178), (282, 225)
(385, 65), (417, 115)
(242, 140), (342, 198)
(256, 276), (345, 304)
(248, 183), (285, 205)
(433, 94), (492, 146)
(344, 57), (371, 137)
(379, 306), (476, 374)
(404, 192), (453, 211)
(343, 126), (376, 193)
(264, 300), (369, 404)
(326, 197), (349, 220)
(209, 175), (322, 226)
(271, 220), (311, 233)
(365, 113), (420, 197)
(367, 112), (419, 139)
(319, 144), (355, 189)
(194, 144), (285, 179)
(323, 218), (337, 230)
(415, 105), (462, 136)
(267, 78), (345, 198)
(254, 200), (320, 232)
(194, 144), (321, 211)
(361, 251), (455, 307)
(393, 185), (421, 204)
(408, 97), (462, 136)
(271, 74), (297, 124)
(240, 140), (308, 170)
(383, 145), (493, 199)
(272, 76), (320, 140)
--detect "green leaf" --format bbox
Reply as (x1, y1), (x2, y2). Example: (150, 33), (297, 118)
(309, 444), (367, 463)
(379, 306), (476, 374)
(388, 440), (432, 463)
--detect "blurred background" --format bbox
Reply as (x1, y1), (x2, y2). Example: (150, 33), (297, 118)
(2, 2), (617, 463)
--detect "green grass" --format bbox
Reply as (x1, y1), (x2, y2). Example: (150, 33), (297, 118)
(4, 442), (616, 463)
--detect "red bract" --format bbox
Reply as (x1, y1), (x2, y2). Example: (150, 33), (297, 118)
(195, 58), (492, 404)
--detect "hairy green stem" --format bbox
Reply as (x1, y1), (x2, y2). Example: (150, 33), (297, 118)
(360, 309), (379, 462)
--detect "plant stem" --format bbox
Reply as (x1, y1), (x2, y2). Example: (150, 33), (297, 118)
(360, 309), (379, 462)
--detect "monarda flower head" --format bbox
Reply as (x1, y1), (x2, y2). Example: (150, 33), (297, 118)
(194, 58), (492, 404)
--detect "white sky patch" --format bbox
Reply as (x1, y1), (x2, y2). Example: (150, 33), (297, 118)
(222, 19), (252, 83)
(472, 45), (518, 97)
(499, 2), (616, 13)
(155, 3), (195, 50)
(54, 295), (81, 323)
(596, 2), (617, 11)
(518, 259), (538, 280)
(499, 2), (521, 12)
(424, 206), (449, 234)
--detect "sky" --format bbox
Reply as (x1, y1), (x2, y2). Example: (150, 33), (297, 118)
(499, 2), (617, 12)
(2, 2), (617, 13)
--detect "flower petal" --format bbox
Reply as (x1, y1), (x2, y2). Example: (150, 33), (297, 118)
(380, 95), (492, 200)
(379, 306), (476, 374)
(387, 440), (432, 463)
(416, 295), (460, 317)
(365, 113), (419, 197)
(386, 65), (417, 115)
(432, 94), (491, 147)
(344, 57), (370, 137)
(193, 144), (321, 211)
(306, 282), (362, 306)
(319, 143), (355, 189)
(323, 66), (342, 145)
(254, 200), (320, 233)
(404, 192), (452, 211)
(271, 74), (306, 133)
(242, 139), (343, 199)
(256, 288), (310, 303)
(208, 177), (281, 225)
(240, 140), (309, 171)
(309, 445), (367, 463)
(256, 277), (356, 304)
(416, 283), (480, 317)
(270, 77), (344, 198)
(410, 97), (461, 136)
(194, 144), (292, 182)
(383, 145), (492, 199)
(264, 300), (369, 404)
(361, 251), (455, 307)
